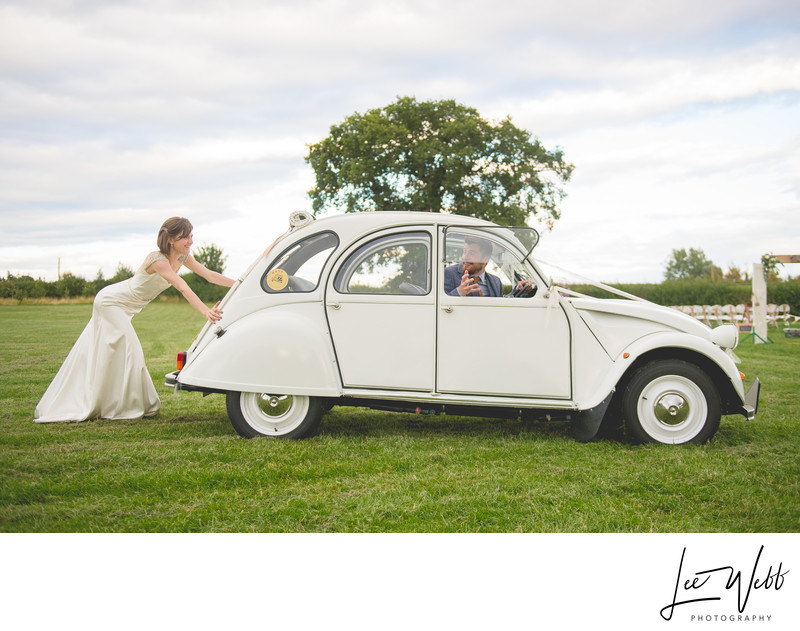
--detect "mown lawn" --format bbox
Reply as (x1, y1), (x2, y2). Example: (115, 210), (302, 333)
(1, 302), (798, 532)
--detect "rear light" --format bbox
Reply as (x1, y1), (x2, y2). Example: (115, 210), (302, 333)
(177, 352), (187, 371)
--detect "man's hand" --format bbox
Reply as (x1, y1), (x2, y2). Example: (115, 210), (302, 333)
(515, 280), (534, 295)
(458, 272), (482, 296)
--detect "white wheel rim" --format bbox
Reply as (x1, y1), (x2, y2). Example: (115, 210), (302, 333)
(239, 393), (309, 436)
(636, 375), (708, 444)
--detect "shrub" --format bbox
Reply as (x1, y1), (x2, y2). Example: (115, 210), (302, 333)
(570, 280), (800, 315)
(56, 272), (86, 298)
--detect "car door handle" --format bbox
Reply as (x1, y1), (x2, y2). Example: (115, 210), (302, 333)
(441, 305), (453, 314)
(328, 302), (341, 310)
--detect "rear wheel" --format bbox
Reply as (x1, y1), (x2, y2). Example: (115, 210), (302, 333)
(622, 360), (720, 445)
(226, 392), (323, 439)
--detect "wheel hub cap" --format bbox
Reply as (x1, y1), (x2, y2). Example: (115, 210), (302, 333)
(654, 393), (689, 425)
(258, 394), (290, 417)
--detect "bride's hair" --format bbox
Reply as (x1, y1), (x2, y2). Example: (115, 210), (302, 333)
(157, 217), (193, 254)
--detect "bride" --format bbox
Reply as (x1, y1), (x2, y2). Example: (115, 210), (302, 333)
(34, 217), (235, 423)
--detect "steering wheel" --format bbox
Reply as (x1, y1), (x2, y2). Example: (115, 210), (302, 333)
(510, 282), (537, 298)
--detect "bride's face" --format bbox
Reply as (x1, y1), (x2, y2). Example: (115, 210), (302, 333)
(170, 232), (193, 255)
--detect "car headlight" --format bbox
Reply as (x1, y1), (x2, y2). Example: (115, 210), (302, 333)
(711, 324), (739, 350)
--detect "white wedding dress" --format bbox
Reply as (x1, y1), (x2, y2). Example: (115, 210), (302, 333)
(34, 253), (186, 423)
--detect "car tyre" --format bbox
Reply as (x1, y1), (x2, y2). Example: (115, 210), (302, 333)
(622, 360), (720, 445)
(226, 392), (323, 439)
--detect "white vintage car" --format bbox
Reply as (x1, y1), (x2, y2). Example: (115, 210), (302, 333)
(166, 211), (759, 444)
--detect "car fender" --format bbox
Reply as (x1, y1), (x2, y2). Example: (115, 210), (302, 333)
(177, 303), (342, 397)
(576, 330), (745, 412)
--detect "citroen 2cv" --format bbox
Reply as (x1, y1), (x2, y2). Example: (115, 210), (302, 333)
(166, 211), (759, 444)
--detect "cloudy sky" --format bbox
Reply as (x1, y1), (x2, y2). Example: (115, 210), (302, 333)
(1, 0), (798, 283)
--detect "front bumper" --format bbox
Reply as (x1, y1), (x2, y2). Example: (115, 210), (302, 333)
(741, 378), (760, 421)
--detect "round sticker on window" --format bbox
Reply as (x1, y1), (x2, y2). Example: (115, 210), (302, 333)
(266, 268), (289, 291)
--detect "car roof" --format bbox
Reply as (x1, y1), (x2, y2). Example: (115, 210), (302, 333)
(311, 210), (494, 228)
(285, 211), (496, 244)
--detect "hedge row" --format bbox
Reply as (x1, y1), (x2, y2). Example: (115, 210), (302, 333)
(1, 272), (227, 303)
(570, 280), (800, 315)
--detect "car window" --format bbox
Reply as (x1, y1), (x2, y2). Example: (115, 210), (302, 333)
(334, 231), (431, 295)
(262, 231), (339, 293)
(443, 229), (534, 296)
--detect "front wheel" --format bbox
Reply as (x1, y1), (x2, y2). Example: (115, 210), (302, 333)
(226, 392), (323, 439)
(621, 360), (721, 445)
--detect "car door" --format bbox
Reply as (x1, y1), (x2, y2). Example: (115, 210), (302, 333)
(436, 227), (572, 399)
(326, 228), (436, 391)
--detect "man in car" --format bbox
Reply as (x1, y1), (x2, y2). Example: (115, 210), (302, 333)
(444, 235), (535, 297)
(444, 235), (502, 296)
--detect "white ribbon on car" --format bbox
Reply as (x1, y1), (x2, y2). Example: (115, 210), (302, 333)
(543, 284), (560, 328)
(536, 258), (647, 328)
(536, 259), (648, 302)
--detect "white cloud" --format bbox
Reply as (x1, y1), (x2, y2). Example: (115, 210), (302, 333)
(485, 41), (800, 137)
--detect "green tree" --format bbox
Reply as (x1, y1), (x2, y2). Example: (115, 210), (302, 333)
(664, 247), (718, 280)
(306, 96), (574, 227)
(181, 243), (229, 302)
(57, 272), (86, 298)
(83, 269), (106, 297)
(108, 263), (134, 284)
(724, 266), (747, 282)
(193, 243), (228, 273)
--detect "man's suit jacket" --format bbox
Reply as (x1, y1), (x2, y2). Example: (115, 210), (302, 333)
(444, 263), (503, 297)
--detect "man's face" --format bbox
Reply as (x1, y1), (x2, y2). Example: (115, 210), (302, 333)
(461, 243), (489, 275)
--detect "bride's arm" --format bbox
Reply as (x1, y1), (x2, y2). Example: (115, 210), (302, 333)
(183, 256), (236, 288)
(150, 260), (223, 323)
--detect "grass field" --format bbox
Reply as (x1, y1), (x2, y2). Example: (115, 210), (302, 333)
(1, 302), (798, 532)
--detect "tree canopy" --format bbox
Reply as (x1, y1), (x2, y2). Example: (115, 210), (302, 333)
(193, 243), (228, 273)
(305, 96), (574, 227)
(664, 247), (723, 280)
